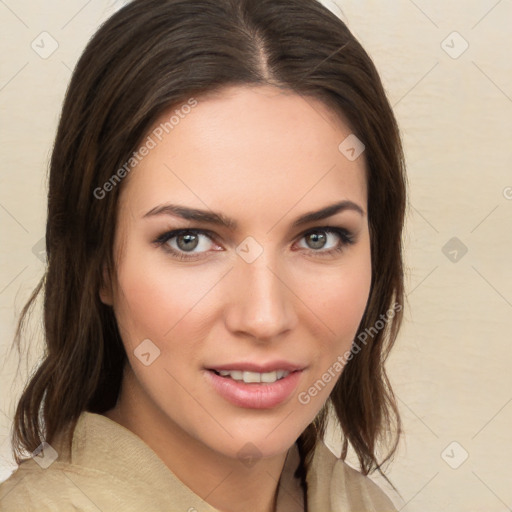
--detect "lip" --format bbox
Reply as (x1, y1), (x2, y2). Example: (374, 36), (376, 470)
(206, 361), (305, 373)
(204, 368), (304, 409)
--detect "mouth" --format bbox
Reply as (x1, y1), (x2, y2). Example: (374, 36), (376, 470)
(204, 363), (306, 409)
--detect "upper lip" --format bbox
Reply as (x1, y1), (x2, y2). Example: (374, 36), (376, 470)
(207, 361), (306, 373)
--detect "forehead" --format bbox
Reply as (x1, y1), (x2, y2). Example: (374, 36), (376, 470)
(120, 85), (367, 221)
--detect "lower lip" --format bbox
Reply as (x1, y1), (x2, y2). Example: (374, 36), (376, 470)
(205, 370), (303, 409)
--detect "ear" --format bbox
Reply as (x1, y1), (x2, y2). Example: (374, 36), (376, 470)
(99, 263), (114, 306)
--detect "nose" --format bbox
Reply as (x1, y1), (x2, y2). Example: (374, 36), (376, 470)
(223, 252), (298, 342)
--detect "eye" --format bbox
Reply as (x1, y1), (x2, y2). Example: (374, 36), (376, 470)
(154, 229), (220, 260)
(154, 226), (355, 261)
(295, 227), (355, 256)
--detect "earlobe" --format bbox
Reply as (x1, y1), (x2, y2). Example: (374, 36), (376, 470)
(99, 264), (113, 306)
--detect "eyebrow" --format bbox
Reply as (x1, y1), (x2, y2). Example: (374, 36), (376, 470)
(143, 200), (364, 230)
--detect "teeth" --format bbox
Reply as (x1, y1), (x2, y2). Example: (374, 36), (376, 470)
(216, 369), (291, 383)
(260, 371), (277, 383)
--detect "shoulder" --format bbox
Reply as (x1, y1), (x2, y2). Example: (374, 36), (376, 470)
(0, 413), (125, 512)
(307, 441), (398, 512)
(0, 412), (220, 512)
(0, 455), (180, 512)
(0, 458), (103, 512)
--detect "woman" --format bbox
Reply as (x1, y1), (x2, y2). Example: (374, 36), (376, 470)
(0, 0), (407, 510)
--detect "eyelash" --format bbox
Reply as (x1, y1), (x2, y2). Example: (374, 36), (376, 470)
(153, 226), (355, 261)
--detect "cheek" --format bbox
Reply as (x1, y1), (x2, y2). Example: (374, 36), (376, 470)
(112, 257), (213, 408)
(304, 254), (372, 345)
(113, 252), (204, 343)
(296, 251), (371, 407)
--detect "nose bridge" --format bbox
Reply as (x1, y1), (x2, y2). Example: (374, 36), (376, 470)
(225, 246), (296, 339)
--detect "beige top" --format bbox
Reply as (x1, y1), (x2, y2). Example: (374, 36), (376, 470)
(0, 412), (397, 511)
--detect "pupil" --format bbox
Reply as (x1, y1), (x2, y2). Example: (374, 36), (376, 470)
(177, 233), (198, 251)
(307, 232), (326, 249)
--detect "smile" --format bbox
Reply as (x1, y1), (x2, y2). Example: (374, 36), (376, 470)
(205, 366), (305, 409)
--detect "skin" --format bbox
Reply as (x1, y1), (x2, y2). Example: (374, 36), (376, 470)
(101, 85), (372, 512)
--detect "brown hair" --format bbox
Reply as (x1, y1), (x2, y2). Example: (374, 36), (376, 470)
(11, 0), (406, 497)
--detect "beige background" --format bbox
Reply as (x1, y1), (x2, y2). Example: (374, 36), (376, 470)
(1, 1), (511, 510)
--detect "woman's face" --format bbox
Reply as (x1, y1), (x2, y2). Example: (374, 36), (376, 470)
(102, 85), (371, 461)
